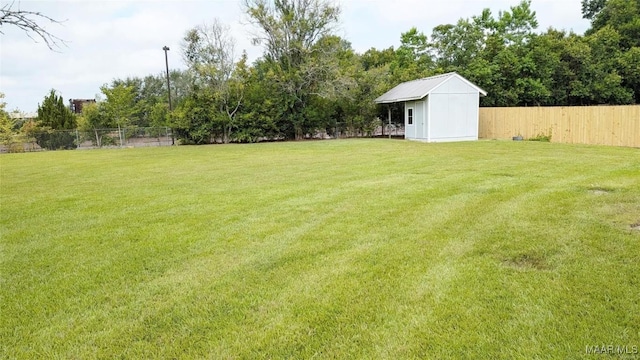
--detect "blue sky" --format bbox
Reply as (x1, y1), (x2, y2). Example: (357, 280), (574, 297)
(0, 0), (591, 113)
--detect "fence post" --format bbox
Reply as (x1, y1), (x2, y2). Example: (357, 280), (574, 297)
(75, 129), (80, 148)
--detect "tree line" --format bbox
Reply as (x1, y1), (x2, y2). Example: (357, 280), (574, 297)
(2, 0), (638, 148)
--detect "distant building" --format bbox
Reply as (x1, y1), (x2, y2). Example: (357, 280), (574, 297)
(69, 98), (96, 114)
(8, 111), (37, 122)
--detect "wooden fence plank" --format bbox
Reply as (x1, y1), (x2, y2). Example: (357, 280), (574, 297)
(479, 105), (640, 147)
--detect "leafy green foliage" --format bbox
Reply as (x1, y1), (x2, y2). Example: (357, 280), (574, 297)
(172, 91), (216, 144)
(390, 27), (432, 82)
(585, 0), (640, 49)
(35, 89), (77, 150)
(99, 83), (139, 146)
(37, 89), (76, 130)
(244, 0), (344, 140)
(527, 130), (552, 142)
(76, 102), (112, 147)
(40, 0), (638, 146)
(0, 93), (17, 147)
(619, 46), (640, 100)
(101, 84), (136, 128)
(32, 130), (77, 150)
(582, 0), (607, 20)
(179, 20), (242, 143)
(100, 70), (190, 129)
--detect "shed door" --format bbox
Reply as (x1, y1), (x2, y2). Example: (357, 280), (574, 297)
(405, 106), (415, 139)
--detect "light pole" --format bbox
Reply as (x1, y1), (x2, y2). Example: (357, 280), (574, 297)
(162, 45), (174, 145)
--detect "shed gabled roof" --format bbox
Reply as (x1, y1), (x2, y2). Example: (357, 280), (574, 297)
(374, 72), (487, 104)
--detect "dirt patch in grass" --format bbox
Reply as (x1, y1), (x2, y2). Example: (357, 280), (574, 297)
(588, 186), (614, 195)
(631, 222), (640, 231)
(491, 172), (516, 177)
(503, 253), (550, 270)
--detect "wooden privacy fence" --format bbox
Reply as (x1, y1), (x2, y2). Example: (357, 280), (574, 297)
(479, 105), (640, 147)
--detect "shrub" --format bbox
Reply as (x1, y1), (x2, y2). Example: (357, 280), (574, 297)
(528, 129), (552, 142)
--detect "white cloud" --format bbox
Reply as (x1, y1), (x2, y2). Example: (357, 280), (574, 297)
(0, 0), (590, 112)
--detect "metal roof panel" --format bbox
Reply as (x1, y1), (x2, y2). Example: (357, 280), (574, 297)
(374, 72), (487, 103)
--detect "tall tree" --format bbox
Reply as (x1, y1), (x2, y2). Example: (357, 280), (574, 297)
(619, 47), (640, 101)
(360, 46), (395, 71)
(232, 56), (284, 142)
(390, 27), (433, 82)
(576, 0), (640, 103)
(76, 102), (112, 147)
(428, 0), (541, 106)
(586, 25), (633, 104)
(582, 0), (607, 20)
(431, 14), (488, 71)
(584, 0), (640, 49)
(37, 89), (75, 129)
(243, 0), (341, 139)
(104, 70), (192, 128)
(0, 92), (15, 147)
(35, 89), (76, 149)
(496, 0), (538, 46)
(182, 19), (242, 143)
(526, 29), (572, 105)
(100, 83), (136, 146)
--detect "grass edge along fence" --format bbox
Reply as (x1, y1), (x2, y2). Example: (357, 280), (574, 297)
(479, 105), (640, 147)
(1, 122), (405, 153)
(1, 127), (173, 153)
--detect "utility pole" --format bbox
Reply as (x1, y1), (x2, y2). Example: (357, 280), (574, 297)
(163, 46), (174, 145)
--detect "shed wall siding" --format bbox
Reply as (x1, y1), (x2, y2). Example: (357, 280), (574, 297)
(469, 94), (480, 139)
(413, 99), (426, 140)
(429, 93), (449, 139)
(431, 75), (477, 95)
(428, 92), (479, 142)
(424, 97), (430, 140)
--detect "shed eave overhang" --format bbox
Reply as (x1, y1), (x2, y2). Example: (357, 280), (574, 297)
(374, 94), (427, 104)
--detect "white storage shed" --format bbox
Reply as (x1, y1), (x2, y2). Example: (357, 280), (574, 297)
(374, 72), (487, 142)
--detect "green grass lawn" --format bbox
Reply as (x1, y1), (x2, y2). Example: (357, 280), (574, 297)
(1, 139), (639, 359)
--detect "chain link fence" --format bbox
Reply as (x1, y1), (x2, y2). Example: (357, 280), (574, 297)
(313, 122), (405, 140)
(1, 127), (173, 153)
(2, 123), (404, 153)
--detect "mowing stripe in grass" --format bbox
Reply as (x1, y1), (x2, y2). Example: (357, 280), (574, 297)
(1, 140), (638, 359)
